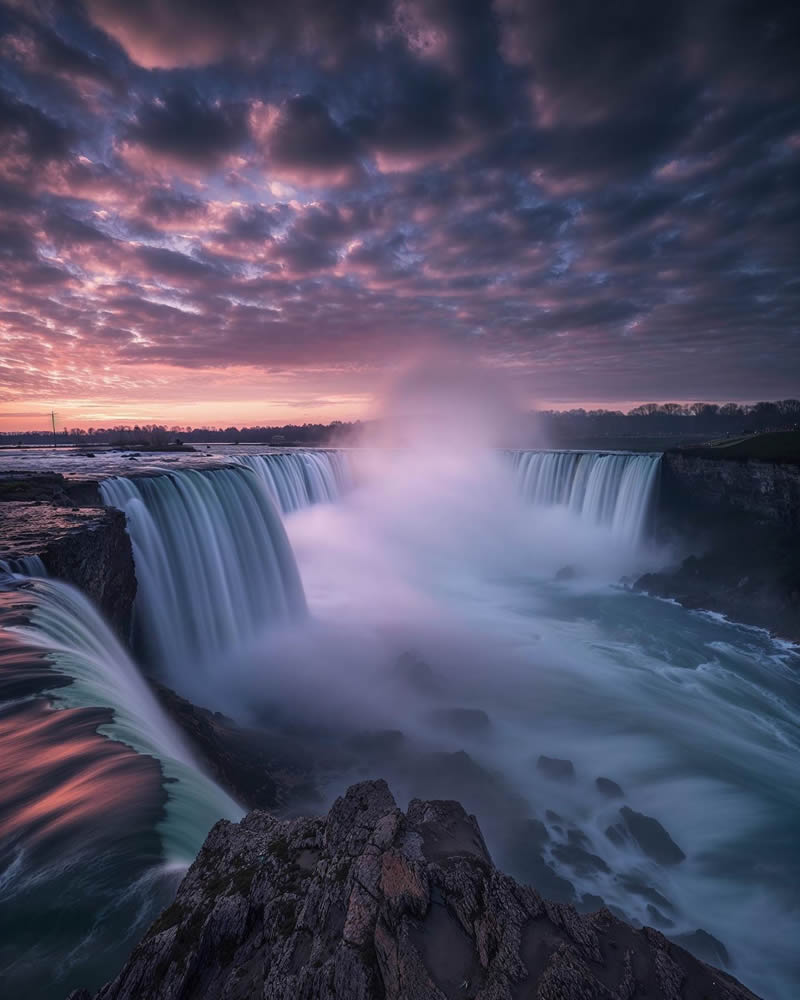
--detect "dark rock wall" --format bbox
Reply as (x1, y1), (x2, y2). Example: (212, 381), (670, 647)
(1, 485), (137, 642)
(640, 452), (800, 640)
(660, 452), (800, 531)
(40, 507), (136, 640)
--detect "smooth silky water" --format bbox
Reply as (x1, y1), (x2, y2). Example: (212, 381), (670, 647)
(0, 574), (242, 996)
(100, 465), (306, 684)
(1, 448), (797, 999)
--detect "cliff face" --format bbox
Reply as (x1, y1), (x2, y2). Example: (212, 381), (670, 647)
(660, 452), (800, 530)
(68, 780), (759, 1000)
(39, 506), (136, 639)
(639, 453), (800, 640)
(0, 476), (136, 640)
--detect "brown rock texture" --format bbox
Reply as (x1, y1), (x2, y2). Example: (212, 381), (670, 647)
(0, 492), (136, 639)
(68, 780), (760, 1000)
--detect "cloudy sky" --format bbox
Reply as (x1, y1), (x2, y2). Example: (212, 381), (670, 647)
(0, 1), (797, 429)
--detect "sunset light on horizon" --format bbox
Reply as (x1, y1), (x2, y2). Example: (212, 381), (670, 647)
(0, 2), (797, 432)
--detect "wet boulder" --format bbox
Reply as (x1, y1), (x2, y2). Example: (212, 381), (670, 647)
(620, 806), (686, 865)
(537, 754), (576, 781)
(596, 776), (624, 798)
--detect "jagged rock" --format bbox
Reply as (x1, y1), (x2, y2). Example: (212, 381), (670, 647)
(552, 842), (611, 876)
(605, 823), (626, 847)
(596, 776), (624, 798)
(537, 754), (575, 781)
(647, 904), (675, 929)
(620, 806), (686, 865)
(70, 780), (760, 1000)
(672, 929), (731, 969)
(617, 876), (676, 914)
(392, 652), (442, 694)
(0, 501), (136, 637)
(154, 684), (317, 810)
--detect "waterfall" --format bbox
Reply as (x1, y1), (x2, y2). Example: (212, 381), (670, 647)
(0, 555), (47, 577)
(512, 451), (661, 543)
(229, 450), (351, 513)
(4, 576), (242, 861)
(100, 466), (306, 678)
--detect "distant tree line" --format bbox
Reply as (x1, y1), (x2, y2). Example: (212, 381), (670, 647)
(540, 399), (800, 441)
(1, 400), (798, 447)
(0, 421), (360, 447)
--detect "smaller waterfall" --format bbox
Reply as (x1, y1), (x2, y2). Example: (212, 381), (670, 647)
(0, 555), (47, 577)
(100, 466), (306, 678)
(4, 577), (242, 861)
(229, 450), (351, 513)
(512, 451), (660, 543)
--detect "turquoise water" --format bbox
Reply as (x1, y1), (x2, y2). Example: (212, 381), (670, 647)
(0, 446), (797, 999)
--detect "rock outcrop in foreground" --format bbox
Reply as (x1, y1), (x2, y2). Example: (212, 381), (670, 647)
(69, 780), (759, 1000)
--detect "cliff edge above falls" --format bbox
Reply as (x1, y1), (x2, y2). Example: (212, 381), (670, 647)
(638, 451), (800, 640)
(0, 472), (136, 638)
(68, 780), (759, 1000)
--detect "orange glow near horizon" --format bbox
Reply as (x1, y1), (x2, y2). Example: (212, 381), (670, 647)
(0, 386), (766, 434)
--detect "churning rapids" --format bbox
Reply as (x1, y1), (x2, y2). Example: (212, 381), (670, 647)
(1, 445), (798, 1000)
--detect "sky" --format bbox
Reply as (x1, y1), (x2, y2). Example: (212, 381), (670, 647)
(0, 0), (798, 431)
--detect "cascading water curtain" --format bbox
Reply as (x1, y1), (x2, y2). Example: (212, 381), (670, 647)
(0, 555), (47, 577)
(100, 466), (307, 677)
(229, 450), (352, 513)
(3, 576), (242, 860)
(512, 451), (661, 543)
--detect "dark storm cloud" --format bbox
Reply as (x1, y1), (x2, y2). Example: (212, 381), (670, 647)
(0, 0), (798, 414)
(44, 210), (112, 245)
(260, 96), (363, 184)
(275, 229), (339, 273)
(218, 203), (283, 243)
(83, 0), (392, 68)
(0, 88), (74, 161)
(126, 91), (249, 165)
(135, 245), (221, 280)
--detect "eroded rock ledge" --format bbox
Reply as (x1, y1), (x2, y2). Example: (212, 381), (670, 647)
(0, 472), (136, 638)
(68, 780), (759, 1000)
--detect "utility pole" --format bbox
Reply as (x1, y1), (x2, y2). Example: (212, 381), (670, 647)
(51, 411), (58, 448)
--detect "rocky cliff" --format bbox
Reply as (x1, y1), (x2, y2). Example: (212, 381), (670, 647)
(0, 472), (136, 638)
(639, 452), (800, 639)
(660, 451), (800, 530)
(67, 780), (759, 1000)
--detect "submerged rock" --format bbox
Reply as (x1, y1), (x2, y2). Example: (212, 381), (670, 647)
(647, 903), (675, 929)
(69, 780), (760, 999)
(672, 929), (731, 969)
(392, 651), (442, 694)
(536, 754), (575, 781)
(555, 564), (578, 581)
(618, 875), (677, 914)
(504, 818), (576, 904)
(620, 805), (687, 865)
(155, 684), (316, 810)
(596, 776), (624, 798)
(552, 841), (611, 876)
(605, 823), (627, 847)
